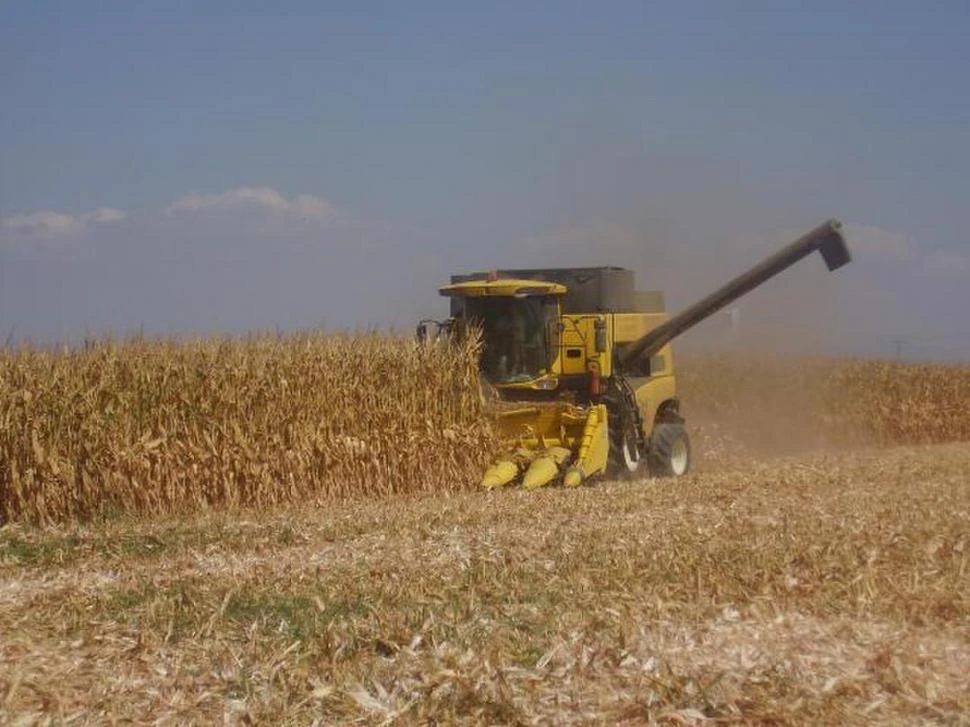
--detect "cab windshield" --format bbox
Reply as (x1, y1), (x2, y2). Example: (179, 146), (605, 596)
(463, 296), (558, 384)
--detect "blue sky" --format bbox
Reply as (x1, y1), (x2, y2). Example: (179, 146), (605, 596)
(2, 2), (969, 359)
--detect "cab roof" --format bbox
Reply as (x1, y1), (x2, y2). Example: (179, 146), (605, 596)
(438, 278), (567, 298)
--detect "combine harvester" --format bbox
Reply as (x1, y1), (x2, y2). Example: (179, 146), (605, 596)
(419, 220), (852, 488)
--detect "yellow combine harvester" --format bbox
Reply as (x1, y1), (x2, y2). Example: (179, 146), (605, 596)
(419, 220), (852, 488)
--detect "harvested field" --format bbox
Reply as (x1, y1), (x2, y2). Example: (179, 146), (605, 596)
(1, 443), (968, 723)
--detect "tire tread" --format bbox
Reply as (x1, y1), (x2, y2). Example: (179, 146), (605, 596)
(648, 421), (691, 477)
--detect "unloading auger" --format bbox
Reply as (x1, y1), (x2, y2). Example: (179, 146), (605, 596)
(421, 220), (852, 488)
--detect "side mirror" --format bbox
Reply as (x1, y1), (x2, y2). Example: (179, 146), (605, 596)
(418, 319), (457, 344)
(417, 319), (447, 344)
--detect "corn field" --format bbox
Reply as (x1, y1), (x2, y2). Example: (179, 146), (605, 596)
(2, 336), (970, 524)
(679, 352), (970, 454)
(0, 334), (493, 524)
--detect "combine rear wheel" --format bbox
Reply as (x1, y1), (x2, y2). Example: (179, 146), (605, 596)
(648, 421), (691, 477)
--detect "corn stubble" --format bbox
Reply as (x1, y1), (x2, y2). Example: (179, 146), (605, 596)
(2, 337), (970, 524)
(1, 444), (968, 723)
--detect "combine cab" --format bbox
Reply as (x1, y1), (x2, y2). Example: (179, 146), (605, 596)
(422, 220), (852, 488)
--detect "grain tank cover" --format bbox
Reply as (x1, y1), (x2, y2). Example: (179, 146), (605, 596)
(449, 267), (636, 314)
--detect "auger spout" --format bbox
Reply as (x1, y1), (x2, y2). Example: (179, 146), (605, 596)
(619, 219), (851, 367)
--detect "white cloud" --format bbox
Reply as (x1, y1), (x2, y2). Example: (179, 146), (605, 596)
(84, 207), (127, 224)
(3, 210), (83, 237)
(1, 207), (126, 241)
(291, 194), (334, 220)
(165, 186), (334, 222)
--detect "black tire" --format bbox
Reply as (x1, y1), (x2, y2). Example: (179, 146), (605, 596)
(648, 422), (691, 477)
(607, 405), (643, 479)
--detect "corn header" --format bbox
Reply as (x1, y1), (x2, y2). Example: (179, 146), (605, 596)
(419, 220), (852, 489)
